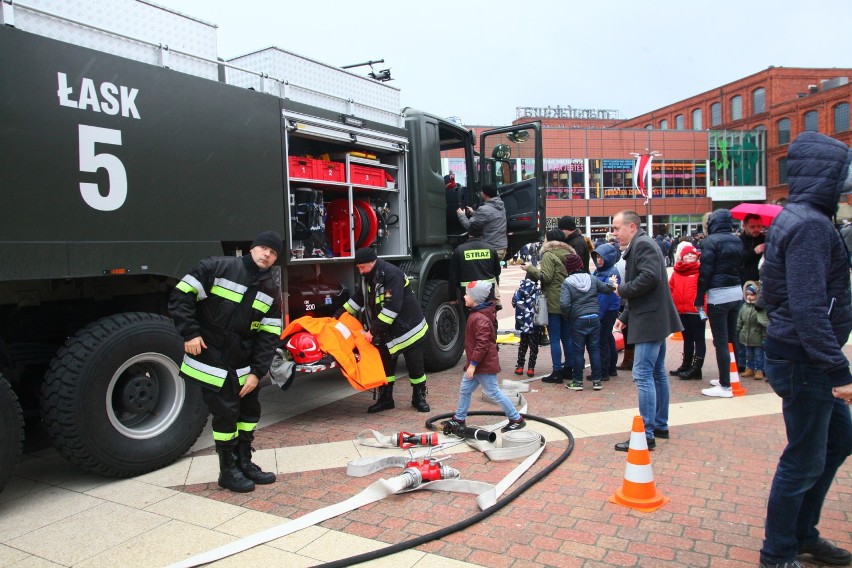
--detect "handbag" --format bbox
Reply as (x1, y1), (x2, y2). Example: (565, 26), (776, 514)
(534, 288), (549, 326)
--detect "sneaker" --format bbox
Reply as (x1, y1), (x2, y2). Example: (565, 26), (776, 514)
(754, 370), (765, 380)
(440, 417), (465, 433)
(526, 368), (535, 377)
(741, 368), (755, 378)
(798, 537), (852, 565)
(592, 380), (603, 390)
(615, 437), (655, 451)
(541, 372), (563, 384)
(566, 381), (584, 391)
(758, 562), (804, 568)
(514, 366), (524, 375)
(709, 379), (720, 386)
(702, 385), (733, 398)
(501, 417), (526, 433)
(608, 369), (618, 377)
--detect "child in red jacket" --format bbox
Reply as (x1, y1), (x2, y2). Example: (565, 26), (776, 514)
(443, 281), (526, 433)
(668, 245), (707, 379)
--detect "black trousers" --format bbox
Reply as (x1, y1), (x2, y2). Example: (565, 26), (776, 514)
(202, 372), (261, 449)
(679, 313), (707, 360)
(380, 341), (427, 384)
(517, 329), (540, 369)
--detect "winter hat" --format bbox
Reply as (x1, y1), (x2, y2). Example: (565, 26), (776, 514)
(745, 283), (758, 295)
(468, 219), (484, 237)
(545, 228), (564, 243)
(557, 216), (576, 231)
(481, 184), (499, 198)
(563, 253), (584, 274)
(681, 245), (700, 257)
(465, 280), (493, 304)
(251, 230), (284, 256)
(354, 247), (378, 264)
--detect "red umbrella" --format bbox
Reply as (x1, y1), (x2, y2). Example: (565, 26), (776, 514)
(730, 203), (783, 227)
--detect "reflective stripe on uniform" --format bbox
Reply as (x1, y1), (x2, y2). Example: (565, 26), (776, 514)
(386, 375), (396, 384)
(409, 374), (427, 385)
(344, 298), (362, 314)
(259, 317), (283, 335)
(377, 308), (397, 325)
(177, 274), (207, 300)
(386, 319), (428, 354)
(211, 278), (247, 303)
(213, 429), (238, 442)
(236, 366), (251, 386)
(252, 291), (274, 313)
(460, 277), (496, 287)
(237, 421), (257, 433)
(181, 355), (228, 388)
(463, 249), (492, 261)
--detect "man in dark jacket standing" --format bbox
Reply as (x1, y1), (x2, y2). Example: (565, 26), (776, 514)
(448, 219), (501, 303)
(341, 247), (430, 414)
(558, 216), (591, 272)
(612, 211), (682, 450)
(758, 132), (852, 568)
(169, 231), (284, 493)
(739, 213), (766, 284)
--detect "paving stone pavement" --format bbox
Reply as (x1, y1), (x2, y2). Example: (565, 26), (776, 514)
(2, 265), (850, 567)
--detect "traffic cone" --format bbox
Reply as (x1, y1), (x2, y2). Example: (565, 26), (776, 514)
(669, 331), (683, 341)
(609, 416), (669, 512)
(728, 343), (747, 396)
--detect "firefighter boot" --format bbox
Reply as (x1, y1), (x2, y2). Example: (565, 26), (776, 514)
(217, 447), (255, 493)
(368, 383), (395, 413)
(237, 442), (276, 485)
(411, 383), (430, 413)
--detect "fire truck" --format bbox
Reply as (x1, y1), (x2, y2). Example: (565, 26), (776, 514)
(0, 0), (544, 490)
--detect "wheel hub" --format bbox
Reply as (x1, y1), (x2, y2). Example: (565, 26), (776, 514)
(118, 372), (160, 414)
(433, 304), (460, 351)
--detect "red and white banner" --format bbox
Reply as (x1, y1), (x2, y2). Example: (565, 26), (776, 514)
(633, 153), (654, 202)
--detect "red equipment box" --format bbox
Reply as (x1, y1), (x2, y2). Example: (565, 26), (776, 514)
(317, 160), (345, 183)
(289, 156), (315, 179)
(349, 164), (384, 187)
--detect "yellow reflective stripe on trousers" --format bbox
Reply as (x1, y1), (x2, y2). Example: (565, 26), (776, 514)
(180, 355), (227, 388)
(213, 430), (238, 441)
(409, 374), (427, 385)
(237, 421), (257, 432)
(386, 375), (396, 384)
(460, 277), (496, 286)
(387, 320), (428, 354)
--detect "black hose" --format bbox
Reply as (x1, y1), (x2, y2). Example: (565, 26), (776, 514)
(313, 411), (574, 568)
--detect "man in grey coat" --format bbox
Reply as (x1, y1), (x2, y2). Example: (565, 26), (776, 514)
(612, 210), (683, 450)
(458, 183), (508, 307)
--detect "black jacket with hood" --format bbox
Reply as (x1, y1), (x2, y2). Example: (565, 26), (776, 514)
(695, 209), (745, 306)
(762, 131), (852, 387)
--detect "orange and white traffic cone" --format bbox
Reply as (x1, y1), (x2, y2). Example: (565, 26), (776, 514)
(669, 331), (683, 341)
(728, 343), (747, 397)
(609, 416), (669, 512)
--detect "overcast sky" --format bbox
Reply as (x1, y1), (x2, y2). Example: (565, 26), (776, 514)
(154, 0), (852, 126)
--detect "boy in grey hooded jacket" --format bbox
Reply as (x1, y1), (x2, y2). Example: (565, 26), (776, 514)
(559, 253), (617, 391)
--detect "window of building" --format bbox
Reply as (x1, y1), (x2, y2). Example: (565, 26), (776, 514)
(645, 124), (652, 129)
(777, 118), (791, 145)
(752, 88), (766, 114)
(711, 102), (722, 126)
(659, 119), (668, 129)
(675, 114), (684, 130)
(710, 130), (765, 187)
(545, 158), (584, 200)
(834, 103), (850, 133)
(804, 110), (819, 132)
(692, 108), (702, 130)
(600, 159), (635, 198)
(778, 157), (788, 184)
(731, 95), (742, 121)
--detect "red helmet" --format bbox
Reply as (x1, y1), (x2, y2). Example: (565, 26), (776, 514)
(285, 332), (322, 364)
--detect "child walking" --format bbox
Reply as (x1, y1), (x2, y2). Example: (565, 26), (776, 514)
(445, 281), (526, 433)
(736, 280), (768, 379)
(559, 253), (617, 391)
(668, 244), (707, 380)
(512, 277), (542, 377)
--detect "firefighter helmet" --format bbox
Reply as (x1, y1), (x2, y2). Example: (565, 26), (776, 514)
(285, 332), (322, 364)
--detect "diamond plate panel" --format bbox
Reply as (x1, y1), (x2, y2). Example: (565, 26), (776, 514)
(13, 0), (218, 79)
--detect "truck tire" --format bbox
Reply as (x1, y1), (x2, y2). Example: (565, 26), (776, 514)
(41, 313), (208, 477)
(0, 374), (24, 493)
(421, 280), (464, 372)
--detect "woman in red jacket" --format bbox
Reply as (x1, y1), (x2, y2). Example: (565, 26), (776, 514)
(668, 245), (707, 379)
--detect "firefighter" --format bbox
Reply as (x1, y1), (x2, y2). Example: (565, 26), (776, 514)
(447, 219), (501, 305)
(339, 247), (430, 413)
(168, 231), (283, 493)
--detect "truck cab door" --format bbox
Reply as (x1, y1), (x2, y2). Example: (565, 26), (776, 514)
(478, 122), (543, 257)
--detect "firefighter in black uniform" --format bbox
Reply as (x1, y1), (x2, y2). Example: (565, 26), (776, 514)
(448, 219), (501, 305)
(169, 231), (283, 493)
(339, 247), (430, 413)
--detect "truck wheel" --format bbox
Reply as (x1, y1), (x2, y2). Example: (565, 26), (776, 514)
(0, 374), (24, 493)
(41, 313), (208, 477)
(421, 280), (464, 372)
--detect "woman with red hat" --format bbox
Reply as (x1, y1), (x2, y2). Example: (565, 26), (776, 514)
(668, 245), (707, 380)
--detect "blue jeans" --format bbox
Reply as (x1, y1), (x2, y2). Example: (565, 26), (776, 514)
(632, 341), (670, 439)
(599, 310), (619, 374)
(548, 313), (572, 372)
(760, 356), (852, 564)
(707, 300), (742, 387)
(745, 346), (764, 371)
(454, 373), (521, 422)
(571, 316), (601, 382)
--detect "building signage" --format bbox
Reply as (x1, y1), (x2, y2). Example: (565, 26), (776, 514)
(516, 106), (620, 120)
(707, 186), (767, 201)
